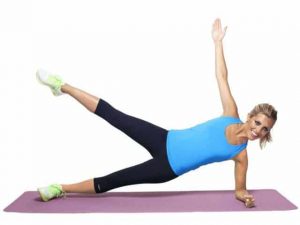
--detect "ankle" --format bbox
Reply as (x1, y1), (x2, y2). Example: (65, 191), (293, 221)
(61, 184), (68, 193)
(60, 83), (70, 93)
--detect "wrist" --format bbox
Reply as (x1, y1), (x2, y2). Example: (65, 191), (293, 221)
(214, 40), (223, 46)
(235, 190), (248, 200)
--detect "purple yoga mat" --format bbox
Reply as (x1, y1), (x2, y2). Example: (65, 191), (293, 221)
(4, 189), (297, 213)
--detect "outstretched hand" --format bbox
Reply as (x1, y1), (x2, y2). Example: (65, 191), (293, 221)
(212, 18), (227, 43)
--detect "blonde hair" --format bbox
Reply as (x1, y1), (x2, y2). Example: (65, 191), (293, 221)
(248, 103), (277, 149)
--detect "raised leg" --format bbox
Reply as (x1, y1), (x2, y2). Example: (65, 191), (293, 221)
(61, 83), (100, 113)
(95, 99), (168, 158)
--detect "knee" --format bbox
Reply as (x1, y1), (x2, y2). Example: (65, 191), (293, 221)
(93, 177), (106, 193)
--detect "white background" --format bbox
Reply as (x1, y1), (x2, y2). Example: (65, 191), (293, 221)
(1, 0), (300, 224)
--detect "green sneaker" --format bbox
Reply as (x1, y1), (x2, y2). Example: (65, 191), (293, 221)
(38, 184), (65, 202)
(36, 69), (65, 96)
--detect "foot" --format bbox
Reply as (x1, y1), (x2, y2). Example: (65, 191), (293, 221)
(36, 69), (65, 96)
(38, 184), (65, 202)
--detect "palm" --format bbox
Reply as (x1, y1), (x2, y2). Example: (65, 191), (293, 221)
(212, 18), (227, 42)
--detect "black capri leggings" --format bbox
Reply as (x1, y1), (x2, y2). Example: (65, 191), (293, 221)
(93, 99), (178, 193)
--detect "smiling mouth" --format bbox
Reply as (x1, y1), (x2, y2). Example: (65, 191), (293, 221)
(251, 130), (258, 138)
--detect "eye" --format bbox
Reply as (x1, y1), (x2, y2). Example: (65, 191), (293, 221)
(263, 127), (269, 132)
(255, 120), (261, 126)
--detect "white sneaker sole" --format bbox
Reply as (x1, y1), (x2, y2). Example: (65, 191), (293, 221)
(36, 69), (63, 96)
(36, 69), (50, 85)
(37, 187), (50, 202)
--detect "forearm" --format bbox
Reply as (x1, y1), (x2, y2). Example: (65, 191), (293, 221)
(234, 158), (249, 201)
(214, 41), (228, 78)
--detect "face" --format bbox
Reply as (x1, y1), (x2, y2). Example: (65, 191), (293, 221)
(247, 113), (275, 141)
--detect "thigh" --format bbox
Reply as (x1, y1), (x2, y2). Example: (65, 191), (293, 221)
(95, 99), (168, 157)
(94, 157), (177, 193)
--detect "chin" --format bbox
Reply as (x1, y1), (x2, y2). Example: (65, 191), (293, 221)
(250, 137), (258, 141)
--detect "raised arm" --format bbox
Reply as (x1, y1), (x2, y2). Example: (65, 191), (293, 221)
(212, 18), (238, 117)
(233, 149), (255, 208)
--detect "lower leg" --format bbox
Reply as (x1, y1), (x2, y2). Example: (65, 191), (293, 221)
(61, 179), (96, 194)
(61, 83), (100, 113)
(93, 158), (177, 193)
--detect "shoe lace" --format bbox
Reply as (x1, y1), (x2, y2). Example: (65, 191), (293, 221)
(53, 186), (66, 199)
(48, 76), (63, 89)
(58, 191), (66, 199)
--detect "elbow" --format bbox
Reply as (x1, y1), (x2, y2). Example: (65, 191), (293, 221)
(216, 72), (228, 80)
(216, 68), (228, 79)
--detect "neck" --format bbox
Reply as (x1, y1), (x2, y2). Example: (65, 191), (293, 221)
(234, 123), (249, 143)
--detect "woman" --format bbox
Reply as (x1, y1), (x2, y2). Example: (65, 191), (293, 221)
(36, 18), (277, 208)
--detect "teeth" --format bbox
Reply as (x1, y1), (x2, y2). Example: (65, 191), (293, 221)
(251, 130), (258, 137)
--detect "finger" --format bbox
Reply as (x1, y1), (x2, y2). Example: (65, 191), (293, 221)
(245, 201), (250, 207)
(245, 198), (255, 203)
(218, 19), (221, 29)
(245, 196), (253, 200)
(247, 203), (255, 208)
(249, 202), (255, 207)
(245, 200), (255, 208)
(245, 198), (254, 204)
(214, 19), (218, 30)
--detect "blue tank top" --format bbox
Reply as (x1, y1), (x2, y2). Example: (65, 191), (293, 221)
(166, 116), (248, 176)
